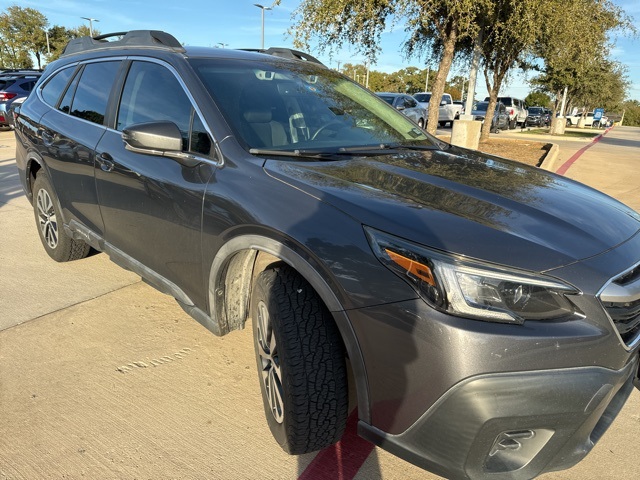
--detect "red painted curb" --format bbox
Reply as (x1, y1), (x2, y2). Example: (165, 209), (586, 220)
(298, 410), (375, 480)
(555, 126), (613, 176)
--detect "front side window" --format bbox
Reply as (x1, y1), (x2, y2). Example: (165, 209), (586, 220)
(70, 61), (120, 125)
(117, 61), (210, 155)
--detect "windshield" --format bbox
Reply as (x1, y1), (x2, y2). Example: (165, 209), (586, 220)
(414, 93), (431, 103)
(528, 107), (543, 114)
(189, 57), (437, 155)
(377, 95), (395, 106)
(474, 102), (489, 112)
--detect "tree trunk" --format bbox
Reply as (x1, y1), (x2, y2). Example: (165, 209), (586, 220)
(425, 29), (457, 135)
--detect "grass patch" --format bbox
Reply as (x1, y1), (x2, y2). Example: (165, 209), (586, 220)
(519, 128), (600, 138)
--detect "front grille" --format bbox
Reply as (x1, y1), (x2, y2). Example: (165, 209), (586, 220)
(601, 298), (640, 344)
(599, 263), (640, 348)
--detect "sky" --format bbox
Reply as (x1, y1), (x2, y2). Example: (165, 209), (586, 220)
(9, 0), (640, 102)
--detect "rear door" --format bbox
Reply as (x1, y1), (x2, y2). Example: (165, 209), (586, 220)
(94, 59), (216, 305)
(36, 61), (122, 235)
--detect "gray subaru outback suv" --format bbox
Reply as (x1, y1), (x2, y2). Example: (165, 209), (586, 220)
(14, 31), (640, 480)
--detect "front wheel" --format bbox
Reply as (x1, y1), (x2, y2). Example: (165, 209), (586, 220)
(32, 173), (90, 262)
(251, 265), (348, 454)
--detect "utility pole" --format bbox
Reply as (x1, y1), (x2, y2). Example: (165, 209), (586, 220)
(462, 32), (482, 120)
(254, 4), (272, 49)
(81, 17), (99, 37)
(45, 30), (50, 54)
(424, 67), (430, 92)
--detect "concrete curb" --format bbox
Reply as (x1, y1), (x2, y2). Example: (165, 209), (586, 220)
(539, 143), (560, 172)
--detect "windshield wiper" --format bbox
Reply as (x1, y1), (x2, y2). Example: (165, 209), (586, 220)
(249, 143), (441, 159)
(337, 143), (440, 153)
(249, 147), (354, 158)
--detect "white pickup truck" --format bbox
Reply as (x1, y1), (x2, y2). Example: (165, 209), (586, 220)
(413, 92), (461, 127)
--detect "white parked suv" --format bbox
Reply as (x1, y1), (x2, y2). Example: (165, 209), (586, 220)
(485, 96), (527, 129)
(414, 92), (461, 127)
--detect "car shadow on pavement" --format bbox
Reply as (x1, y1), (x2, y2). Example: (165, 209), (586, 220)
(0, 157), (25, 208)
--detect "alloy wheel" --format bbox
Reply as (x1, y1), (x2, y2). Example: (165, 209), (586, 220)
(256, 300), (284, 423)
(36, 188), (58, 249)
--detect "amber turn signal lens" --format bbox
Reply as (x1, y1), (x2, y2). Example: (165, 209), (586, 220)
(385, 249), (436, 286)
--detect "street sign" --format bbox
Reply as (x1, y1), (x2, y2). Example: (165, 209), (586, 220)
(594, 108), (604, 121)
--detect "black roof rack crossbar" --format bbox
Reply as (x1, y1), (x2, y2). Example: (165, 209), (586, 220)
(62, 30), (185, 57)
(239, 47), (325, 67)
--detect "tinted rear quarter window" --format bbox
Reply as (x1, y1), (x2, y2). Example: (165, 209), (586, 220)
(70, 61), (120, 125)
(40, 67), (75, 107)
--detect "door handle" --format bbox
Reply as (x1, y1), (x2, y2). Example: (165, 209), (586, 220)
(96, 152), (115, 172)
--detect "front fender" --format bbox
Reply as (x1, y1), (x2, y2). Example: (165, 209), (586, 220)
(207, 233), (371, 422)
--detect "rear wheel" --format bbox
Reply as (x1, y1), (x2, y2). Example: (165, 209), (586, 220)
(509, 119), (516, 129)
(251, 265), (348, 454)
(32, 173), (90, 262)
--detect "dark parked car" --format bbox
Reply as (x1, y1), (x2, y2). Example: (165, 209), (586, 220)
(525, 106), (550, 127)
(15, 30), (640, 480)
(0, 72), (41, 128)
(471, 101), (510, 132)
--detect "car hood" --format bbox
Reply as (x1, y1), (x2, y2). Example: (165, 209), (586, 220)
(264, 147), (640, 272)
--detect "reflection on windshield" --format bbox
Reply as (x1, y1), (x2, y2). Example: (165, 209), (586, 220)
(189, 57), (437, 156)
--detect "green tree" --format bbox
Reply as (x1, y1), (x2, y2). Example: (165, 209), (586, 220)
(621, 100), (640, 127)
(525, 92), (551, 108)
(531, 0), (632, 131)
(0, 5), (48, 68)
(477, 0), (552, 140)
(284, 0), (486, 134)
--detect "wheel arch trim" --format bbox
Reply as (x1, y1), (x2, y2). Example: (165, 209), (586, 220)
(208, 233), (371, 421)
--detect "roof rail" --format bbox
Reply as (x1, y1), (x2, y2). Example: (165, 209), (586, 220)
(61, 30), (185, 57)
(240, 47), (325, 67)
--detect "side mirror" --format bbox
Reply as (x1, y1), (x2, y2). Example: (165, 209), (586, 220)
(396, 105), (406, 111)
(123, 121), (182, 151)
(122, 121), (200, 167)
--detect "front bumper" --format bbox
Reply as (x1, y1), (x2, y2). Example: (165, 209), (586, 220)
(359, 358), (638, 480)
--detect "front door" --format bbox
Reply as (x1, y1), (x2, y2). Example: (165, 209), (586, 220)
(94, 60), (216, 306)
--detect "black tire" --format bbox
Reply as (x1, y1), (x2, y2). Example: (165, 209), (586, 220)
(32, 173), (90, 262)
(418, 118), (424, 128)
(251, 265), (348, 454)
(438, 121), (446, 127)
(509, 119), (516, 129)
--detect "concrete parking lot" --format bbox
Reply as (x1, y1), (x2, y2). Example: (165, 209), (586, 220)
(1, 128), (639, 479)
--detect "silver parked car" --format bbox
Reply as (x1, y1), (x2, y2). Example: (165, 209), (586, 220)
(376, 92), (426, 128)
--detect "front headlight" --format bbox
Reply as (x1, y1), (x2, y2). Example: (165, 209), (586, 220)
(365, 227), (581, 324)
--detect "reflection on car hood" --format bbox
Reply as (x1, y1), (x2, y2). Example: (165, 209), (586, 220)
(265, 148), (640, 272)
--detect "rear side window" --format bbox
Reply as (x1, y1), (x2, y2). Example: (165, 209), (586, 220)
(21, 80), (37, 92)
(40, 67), (75, 107)
(70, 61), (120, 125)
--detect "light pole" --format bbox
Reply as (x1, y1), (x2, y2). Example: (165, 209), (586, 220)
(253, 4), (272, 49)
(81, 17), (99, 37)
